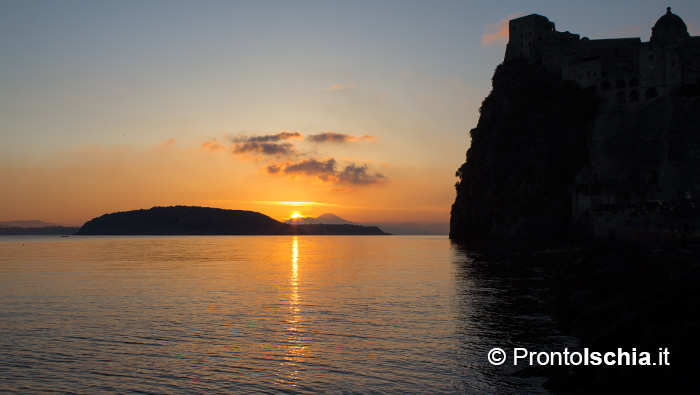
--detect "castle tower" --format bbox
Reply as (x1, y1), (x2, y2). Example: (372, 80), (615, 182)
(650, 7), (691, 46)
(641, 7), (695, 97)
(504, 14), (555, 62)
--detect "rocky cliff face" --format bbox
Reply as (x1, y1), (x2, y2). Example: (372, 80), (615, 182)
(450, 60), (700, 243)
(450, 60), (597, 243)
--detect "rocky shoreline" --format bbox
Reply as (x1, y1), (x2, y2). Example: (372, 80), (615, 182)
(467, 241), (700, 394)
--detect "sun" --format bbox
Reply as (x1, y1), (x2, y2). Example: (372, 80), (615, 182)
(290, 212), (302, 219)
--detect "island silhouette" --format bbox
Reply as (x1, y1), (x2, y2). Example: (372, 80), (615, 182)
(75, 206), (389, 235)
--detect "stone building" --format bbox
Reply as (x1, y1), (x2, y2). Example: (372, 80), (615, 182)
(505, 8), (700, 105)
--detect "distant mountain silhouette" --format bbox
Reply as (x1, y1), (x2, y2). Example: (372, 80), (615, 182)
(284, 214), (448, 235)
(285, 213), (355, 225)
(76, 206), (388, 235)
(0, 220), (59, 228)
(0, 226), (79, 235)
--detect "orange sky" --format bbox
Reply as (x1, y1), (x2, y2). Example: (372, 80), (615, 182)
(0, 135), (455, 225)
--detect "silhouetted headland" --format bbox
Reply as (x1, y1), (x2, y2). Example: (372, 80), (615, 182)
(75, 206), (389, 235)
(450, 9), (700, 394)
(450, 8), (700, 246)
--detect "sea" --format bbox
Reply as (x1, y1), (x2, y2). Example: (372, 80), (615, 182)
(0, 235), (574, 394)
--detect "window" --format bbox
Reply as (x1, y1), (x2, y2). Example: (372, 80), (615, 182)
(616, 79), (626, 89)
(601, 81), (612, 91)
(630, 78), (639, 87)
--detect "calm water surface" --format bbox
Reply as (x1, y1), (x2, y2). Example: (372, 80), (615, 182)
(0, 236), (572, 394)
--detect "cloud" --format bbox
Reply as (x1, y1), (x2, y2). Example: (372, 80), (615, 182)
(267, 157), (385, 185)
(307, 132), (376, 143)
(337, 164), (386, 185)
(201, 140), (225, 152)
(228, 131), (302, 158)
(201, 130), (387, 187)
(268, 158), (337, 182)
(231, 131), (301, 143)
(329, 84), (352, 91)
(161, 138), (176, 148)
(234, 142), (296, 156)
(482, 13), (525, 46)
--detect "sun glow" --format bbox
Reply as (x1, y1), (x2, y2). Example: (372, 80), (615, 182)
(290, 212), (302, 219)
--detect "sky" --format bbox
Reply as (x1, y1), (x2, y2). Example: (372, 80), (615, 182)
(1, 0), (699, 226)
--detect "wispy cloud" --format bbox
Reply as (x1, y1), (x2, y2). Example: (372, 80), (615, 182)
(161, 138), (176, 148)
(307, 132), (376, 143)
(329, 84), (352, 91)
(201, 140), (225, 152)
(482, 13), (525, 46)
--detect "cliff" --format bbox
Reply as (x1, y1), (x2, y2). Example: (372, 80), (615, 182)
(76, 206), (388, 236)
(451, 9), (700, 244)
(450, 59), (700, 243)
(450, 60), (598, 243)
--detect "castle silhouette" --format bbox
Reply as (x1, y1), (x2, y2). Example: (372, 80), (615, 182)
(505, 8), (700, 104)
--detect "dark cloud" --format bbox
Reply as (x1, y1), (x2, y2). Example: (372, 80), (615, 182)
(234, 142), (296, 156)
(284, 158), (337, 175)
(231, 131), (301, 143)
(227, 132), (301, 157)
(307, 132), (375, 143)
(266, 158), (385, 185)
(206, 130), (386, 186)
(337, 164), (386, 185)
(267, 163), (283, 174)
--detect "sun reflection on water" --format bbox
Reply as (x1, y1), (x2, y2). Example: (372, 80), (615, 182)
(281, 236), (305, 384)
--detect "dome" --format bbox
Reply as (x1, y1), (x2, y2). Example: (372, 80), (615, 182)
(650, 7), (690, 44)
